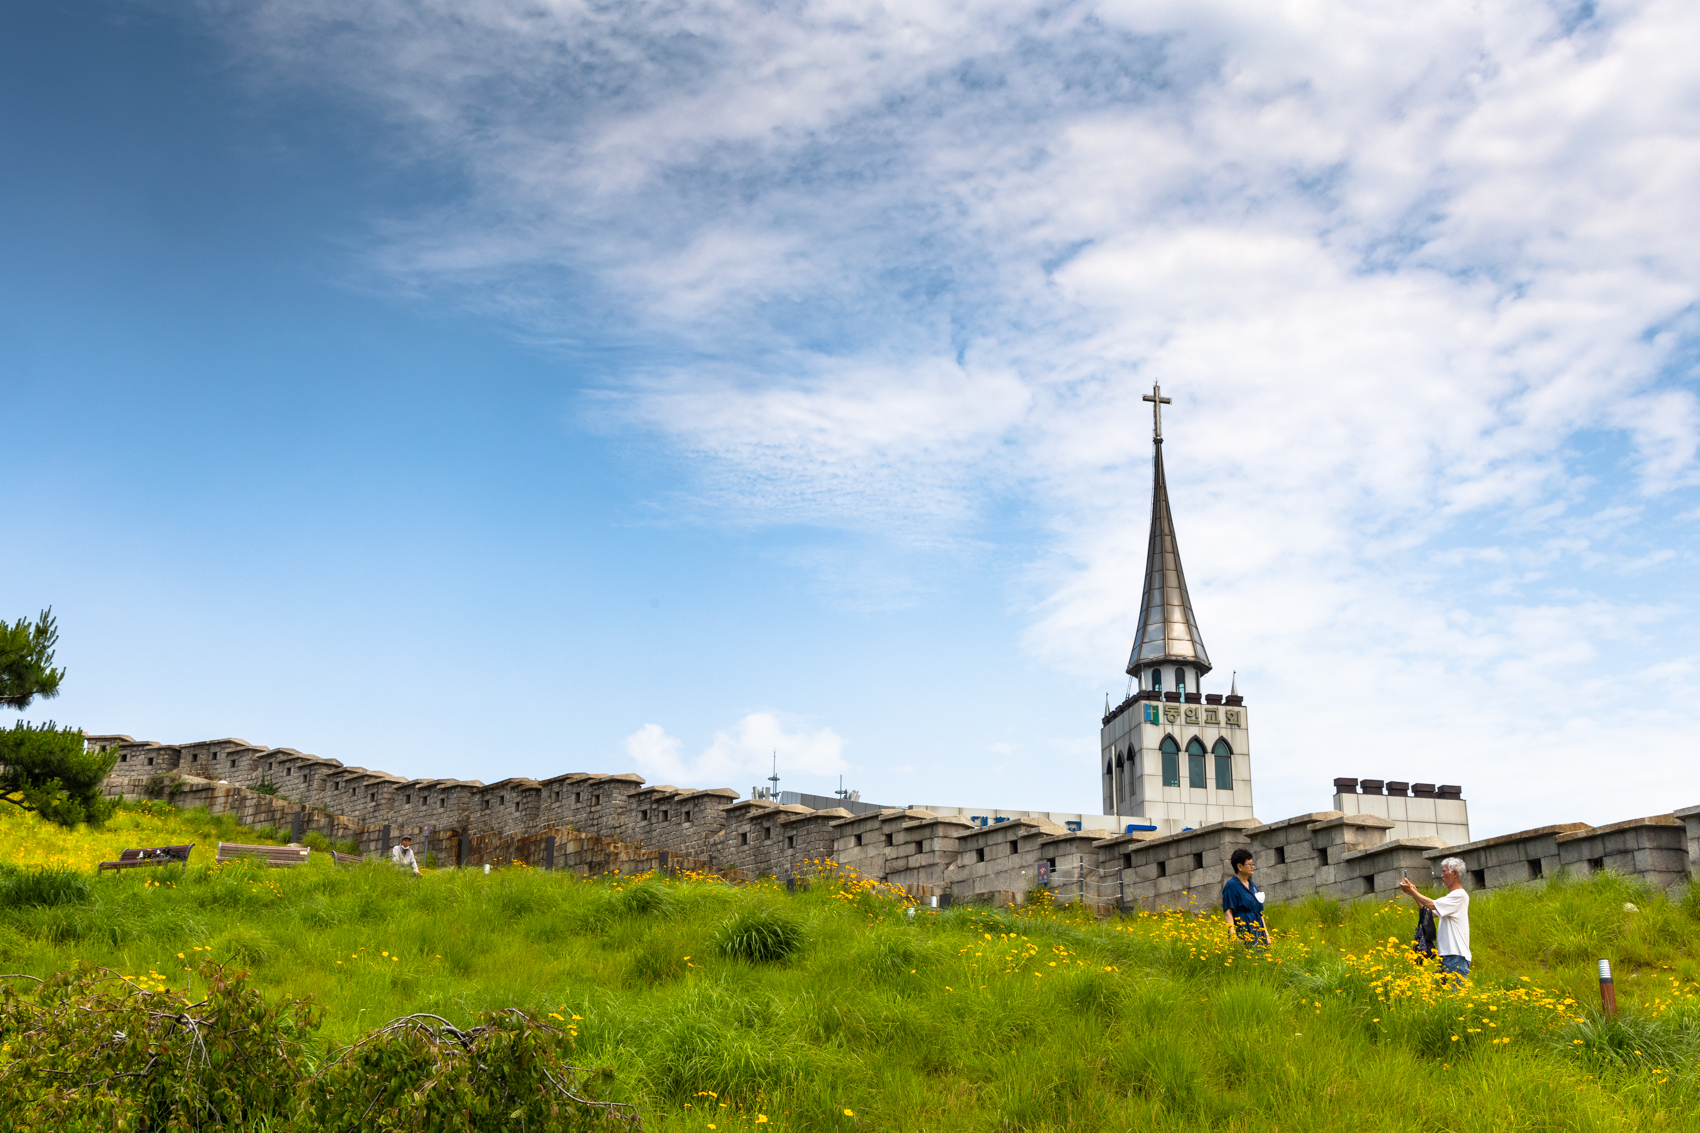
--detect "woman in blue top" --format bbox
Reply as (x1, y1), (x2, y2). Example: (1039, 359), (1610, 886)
(1222, 848), (1268, 946)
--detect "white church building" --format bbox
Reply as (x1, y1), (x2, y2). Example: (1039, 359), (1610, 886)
(1099, 385), (1254, 834)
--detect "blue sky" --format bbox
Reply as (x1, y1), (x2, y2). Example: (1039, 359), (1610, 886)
(4, 0), (1698, 837)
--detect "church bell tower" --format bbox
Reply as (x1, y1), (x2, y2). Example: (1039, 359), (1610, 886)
(1099, 386), (1253, 833)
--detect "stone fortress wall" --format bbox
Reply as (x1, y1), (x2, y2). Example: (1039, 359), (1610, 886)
(90, 733), (1700, 911)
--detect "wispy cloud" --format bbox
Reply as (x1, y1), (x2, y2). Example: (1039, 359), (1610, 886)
(596, 356), (1032, 534)
(203, 0), (1700, 830)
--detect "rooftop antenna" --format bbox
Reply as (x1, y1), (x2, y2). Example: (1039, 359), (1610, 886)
(834, 774), (849, 800)
(1231, 671), (1238, 697)
(767, 751), (780, 801)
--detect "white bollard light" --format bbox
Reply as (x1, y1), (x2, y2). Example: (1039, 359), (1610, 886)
(1598, 958), (1617, 1017)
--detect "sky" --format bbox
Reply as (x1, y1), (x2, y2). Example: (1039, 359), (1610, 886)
(2, 0), (1697, 839)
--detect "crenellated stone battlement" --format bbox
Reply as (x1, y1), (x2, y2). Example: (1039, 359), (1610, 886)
(89, 733), (1700, 909)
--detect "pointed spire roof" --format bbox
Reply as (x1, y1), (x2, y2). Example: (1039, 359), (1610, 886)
(1126, 388), (1211, 677)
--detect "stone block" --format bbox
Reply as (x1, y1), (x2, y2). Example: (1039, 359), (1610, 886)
(1482, 861), (1537, 888)
(1477, 843), (1522, 869)
(1675, 804), (1700, 871)
(1599, 830), (1634, 855)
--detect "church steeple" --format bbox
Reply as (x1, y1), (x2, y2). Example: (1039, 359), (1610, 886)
(1101, 391), (1248, 828)
(1126, 384), (1211, 683)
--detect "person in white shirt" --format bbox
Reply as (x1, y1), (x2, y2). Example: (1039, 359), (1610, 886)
(1400, 856), (1470, 980)
(391, 836), (420, 876)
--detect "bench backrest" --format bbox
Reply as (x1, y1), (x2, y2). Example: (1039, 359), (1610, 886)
(118, 844), (193, 862)
(216, 842), (310, 867)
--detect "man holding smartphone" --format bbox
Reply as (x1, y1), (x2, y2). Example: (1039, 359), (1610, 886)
(1399, 857), (1470, 980)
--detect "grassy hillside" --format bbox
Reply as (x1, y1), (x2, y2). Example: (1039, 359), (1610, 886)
(0, 798), (293, 870)
(3, 804), (1700, 1131)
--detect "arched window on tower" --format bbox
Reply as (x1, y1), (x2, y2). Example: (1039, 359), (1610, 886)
(1212, 738), (1233, 790)
(1175, 667), (1188, 696)
(1160, 736), (1180, 787)
(1150, 668), (1162, 693)
(1186, 737), (1207, 789)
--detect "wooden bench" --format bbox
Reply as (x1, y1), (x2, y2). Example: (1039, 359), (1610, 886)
(332, 851), (362, 867)
(215, 842), (310, 868)
(98, 844), (193, 873)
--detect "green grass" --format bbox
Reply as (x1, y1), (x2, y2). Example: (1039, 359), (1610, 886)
(4, 805), (1700, 1131)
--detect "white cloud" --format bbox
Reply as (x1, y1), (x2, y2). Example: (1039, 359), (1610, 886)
(206, 0), (1700, 832)
(620, 722), (686, 783)
(623, 711), (846, 791)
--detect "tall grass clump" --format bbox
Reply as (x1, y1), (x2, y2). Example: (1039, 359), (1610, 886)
(0, 863), (91, 908)
(713, 906), (806, 963)
(300, 830), (360, 856)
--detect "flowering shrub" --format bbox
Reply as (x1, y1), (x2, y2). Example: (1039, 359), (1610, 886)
(792, 858), (915, 922)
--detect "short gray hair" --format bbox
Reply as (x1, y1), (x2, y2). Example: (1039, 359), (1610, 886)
(1438, 857), (1466, 876)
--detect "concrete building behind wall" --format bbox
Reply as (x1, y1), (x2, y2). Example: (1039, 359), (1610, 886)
(1332, 778), (1470, 844)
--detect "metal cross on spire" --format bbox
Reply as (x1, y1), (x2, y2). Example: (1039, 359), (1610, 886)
(1142, 382), (1172, 442)
(1125, 382), (1211, 678)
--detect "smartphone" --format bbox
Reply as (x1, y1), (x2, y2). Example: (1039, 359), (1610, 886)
(1402, 869), (1408, 880)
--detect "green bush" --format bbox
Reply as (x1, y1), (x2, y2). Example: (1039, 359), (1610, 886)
(211, 923), (276, 965)
(0, 961), (633, 1132)
(624, 934), (687, 986)
(1551, 1010), (1700, 1072)
(299, 1011), (633, 1132)
(0, 864), (91, 909)
(713, 906), (806, 963)
(300, 830), (358, 855)
(1677, 879), (1700, 921)
(612, 878), (674, 918)
(0, 960), (315, 1130)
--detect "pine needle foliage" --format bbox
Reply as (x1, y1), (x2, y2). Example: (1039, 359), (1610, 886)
(0, 609), (63, 710)
(0, 610), (111, 828)
(0, 721), (116, 827)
